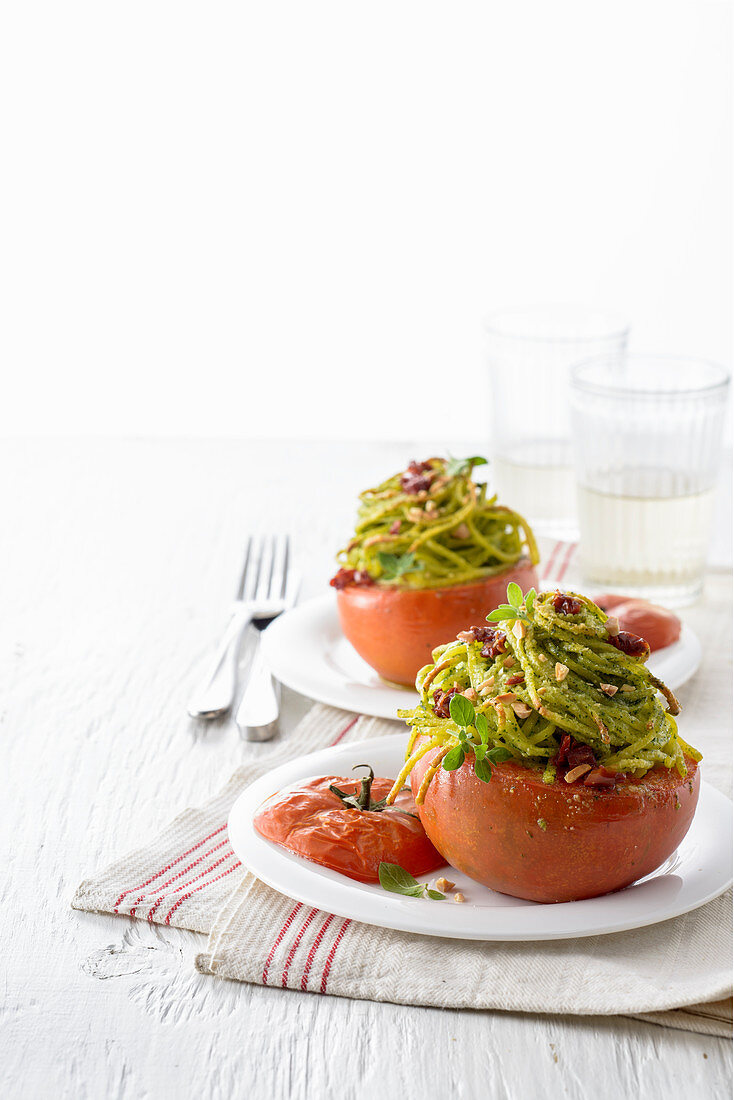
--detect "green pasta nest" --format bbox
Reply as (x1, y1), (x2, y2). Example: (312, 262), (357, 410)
(388, 585), (699, 805)
(335, 456), (538, 589)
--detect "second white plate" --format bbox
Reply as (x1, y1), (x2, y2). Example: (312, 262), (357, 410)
(261, 594), (702, 720)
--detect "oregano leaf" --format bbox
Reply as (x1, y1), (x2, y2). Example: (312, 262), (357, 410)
(443, 744), (465, 770)
(449, 692), (475, 728)
(473, 756), (493, 783)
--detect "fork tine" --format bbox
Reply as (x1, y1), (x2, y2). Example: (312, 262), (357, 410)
(242, 534), (264, 602)
(236, 536), (253, 600)
(255, 536), (275, 602)
(268, 534), (288, 600)
(279, 535), (290, 599)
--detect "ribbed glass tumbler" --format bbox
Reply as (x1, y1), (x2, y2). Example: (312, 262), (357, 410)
(570, 357), (730, 606)
(485, 307), (629, 538)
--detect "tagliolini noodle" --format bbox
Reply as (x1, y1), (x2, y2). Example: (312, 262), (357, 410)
(388, 589), (700, 803)
(336, 457), (538, 589)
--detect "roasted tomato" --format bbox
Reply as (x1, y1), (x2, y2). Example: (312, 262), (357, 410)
(335, 559), (539, 686)
(409, 738), (699, 903)
(596, 594), (682, 652)
(253, 773), (445, 884)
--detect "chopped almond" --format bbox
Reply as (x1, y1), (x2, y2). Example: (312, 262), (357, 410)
(503, 656), (516, 668)
(599, 683), (618, 697)
(555, 662), (569, 682)
(511, 701), (532, 720)
(565, 763), (592, 783)
(605, 615), (620, 637)
(463, 688), (478, 702)
(407, 507), (425, 523)
(457, 630), (475, 643)
(453, 523), (470, 539)
(495, 691), (517, 704)
(512, 620), (526, 640)
(538, 653), (548, 663)
(479, 685), (494, 697)
(453, 892), (466, 904)
(435, 876), (455, 893)
(478, 676), (495, 692)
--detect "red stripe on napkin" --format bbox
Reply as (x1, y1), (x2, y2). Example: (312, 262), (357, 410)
(144, 847), (238, 921)
(320, 918), (351, 993)
(300, 913), (336, 991)
(541, 540), (562, 582)
(112, 823), (228, 912)
(129, 836), (232, 919)
(330, 715), (360, 746)
(164, 859), (242, 925)
(555, 541), (578, 585)
(262, 903), (303, 985)
(281, 908), (319, 987)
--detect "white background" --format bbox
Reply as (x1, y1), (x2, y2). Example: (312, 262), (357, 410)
(1, 1), (731, 440)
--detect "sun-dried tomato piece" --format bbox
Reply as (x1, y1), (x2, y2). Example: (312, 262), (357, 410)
(432, 687), (460, 718)
(553, 733), (573, 767)
(400, 460), (433, 495)
(608, 630), (649, 658)
(567, 742), (597, 769)
(329, 568), (376, 590)
(465, 624), (507, 658)
(553, 734), (597, 775)
(552, 591), (583, 616)
(389, 519), (402, 535)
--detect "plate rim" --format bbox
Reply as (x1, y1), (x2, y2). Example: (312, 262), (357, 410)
(228, 732), (732, 942)
(261, 593), (702, 720)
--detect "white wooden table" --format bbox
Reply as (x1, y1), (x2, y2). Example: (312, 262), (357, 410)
(2, 440), (731, 1099)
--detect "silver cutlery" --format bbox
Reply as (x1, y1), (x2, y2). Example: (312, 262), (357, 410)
(187, 534), (292, 721)
(235, 566), (299, 742)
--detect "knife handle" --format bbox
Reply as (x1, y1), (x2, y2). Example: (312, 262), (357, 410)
(236, 640), (280, 742)
(187, 604), (252, 720)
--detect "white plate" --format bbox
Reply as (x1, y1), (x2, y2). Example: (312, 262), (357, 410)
(229, 733), (731, 941)
(261, 594), (702, 720)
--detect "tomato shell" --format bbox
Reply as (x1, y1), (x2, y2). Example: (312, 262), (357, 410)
(336, 559), (539, 687)
(253, 775), (445, 884)
(410, 739), (700, 902)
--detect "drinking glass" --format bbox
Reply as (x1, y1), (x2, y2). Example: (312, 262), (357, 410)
(570, 356), (730, 606)
(485, 307), (629, 537)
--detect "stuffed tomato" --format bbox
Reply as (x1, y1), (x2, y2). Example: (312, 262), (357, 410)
(387, 585), (701, 903)
(330, 457), (539, 686)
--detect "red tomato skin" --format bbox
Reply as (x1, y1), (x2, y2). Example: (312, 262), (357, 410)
(336, 560), (539, 687)
(253, 776), (445, 884)
(594, 595), (681, 652)
(410, 741), (699, 903)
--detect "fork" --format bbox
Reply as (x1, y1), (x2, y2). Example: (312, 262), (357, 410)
(187, 535), (291, 721)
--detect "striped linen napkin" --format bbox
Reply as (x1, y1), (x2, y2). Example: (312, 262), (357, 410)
(72, 541), (733, 1037)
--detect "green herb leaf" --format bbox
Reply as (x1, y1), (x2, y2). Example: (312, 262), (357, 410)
(474, 712), (489, 743)
(449, 692), (475, 728)
(473, 742), (487, 761)
(524, 587), (536, 614)
(443, 744), (465, 770)
(378, 862), (421, 895)
(486, 604), (517, 622)
(473, 756), (493, 782)
(445, 455), (488, 478)
(377, 551), (423, 581)
(507, 582), (523, 608)
(378, 863), (445, 900)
